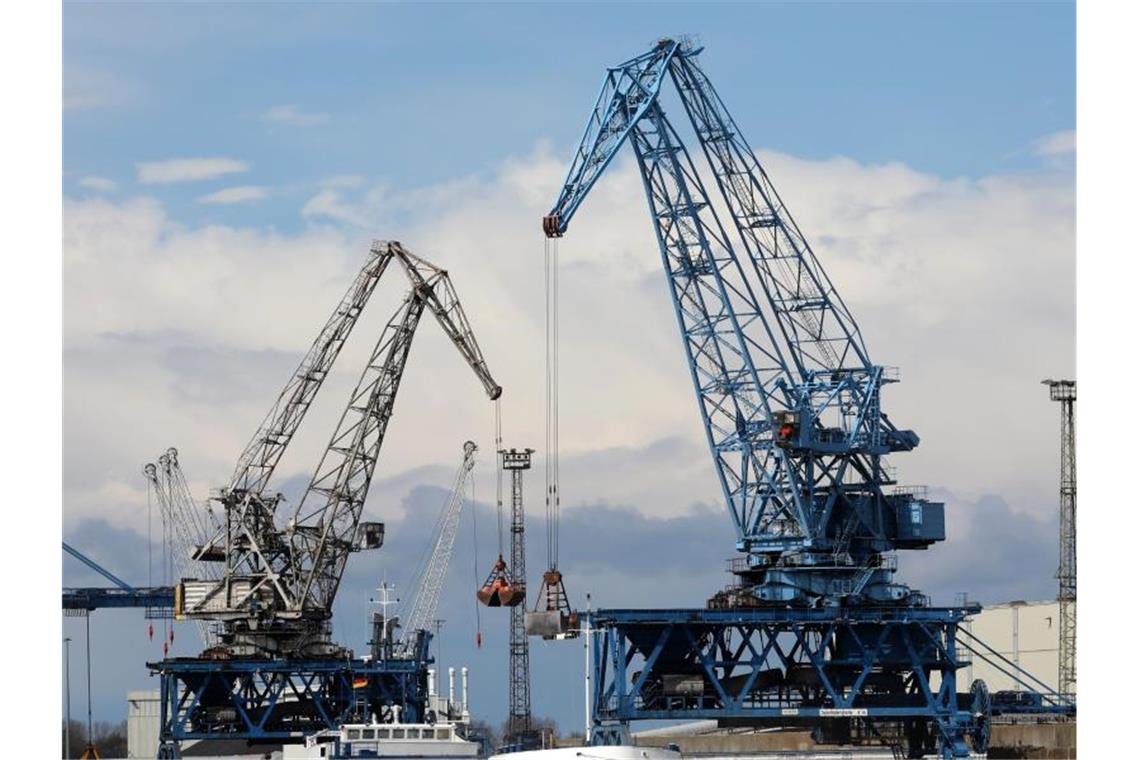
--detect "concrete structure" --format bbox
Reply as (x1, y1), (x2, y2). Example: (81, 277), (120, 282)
(963, 600), (1061, 693)
(128, 689), (161, 759)
(636, 724), (1075, 758)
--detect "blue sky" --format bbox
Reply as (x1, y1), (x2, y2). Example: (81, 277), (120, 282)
(65, 1), (1074, 231)
(62, 0), (1075, 734)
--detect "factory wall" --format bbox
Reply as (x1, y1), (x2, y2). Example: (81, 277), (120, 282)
(127, 688), (160, 759)
(962, 599), (1061, 693)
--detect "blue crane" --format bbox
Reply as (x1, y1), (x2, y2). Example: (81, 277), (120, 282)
(545, 37), (940, 608)
(541, 38), (1077, 758)
(62, 541), (175, 612)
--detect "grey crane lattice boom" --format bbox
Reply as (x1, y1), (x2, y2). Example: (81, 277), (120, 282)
(174, 240), (500, 658)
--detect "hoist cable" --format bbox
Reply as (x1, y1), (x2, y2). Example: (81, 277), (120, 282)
(495, 398), (504, 558)
(552, 236), (561, 569)
(147, 477), (153, 591)
(542, 235), (563, 570)
(470, 460), (482, 645)
(543, 237), (555, 570)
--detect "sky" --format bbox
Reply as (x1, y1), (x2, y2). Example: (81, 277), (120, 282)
(62, 0), (1075, 735)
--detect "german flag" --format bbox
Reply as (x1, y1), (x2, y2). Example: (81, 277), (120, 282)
(352, 676), (369, 689)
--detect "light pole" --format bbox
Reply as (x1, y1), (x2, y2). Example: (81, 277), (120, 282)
(583, 594), (591, 745)
(85, 613), (94, 755)
(64, 636), (72, 759)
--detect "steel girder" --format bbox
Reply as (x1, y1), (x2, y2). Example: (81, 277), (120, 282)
(587, 607), (986, 759)
(151, 655), (429, 757)
(542, 39), (939, 604)
(181, 243), (500, 656)
(62, 586), (174, 611)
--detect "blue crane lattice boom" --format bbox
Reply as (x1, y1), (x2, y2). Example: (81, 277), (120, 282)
(534, 38), (1080, 758)
(545, 38), (937, 606)
(61, 541), (175, 612)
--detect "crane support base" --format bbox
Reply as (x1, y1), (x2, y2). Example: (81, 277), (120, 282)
(587, 605), (1010, 759)
(149, 655), (430, 754)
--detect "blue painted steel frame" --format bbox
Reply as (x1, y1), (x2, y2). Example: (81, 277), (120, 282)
(62, 540), (175, 612)
(543, 40), (934, 605)
(542, 39), (1076, 759)
(587, 607), (985, 758)
(150, 655), (430, 758)
(63, 541), (132, 589)
(63, 586), (174, 610)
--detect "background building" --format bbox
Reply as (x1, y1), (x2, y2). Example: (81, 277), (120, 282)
(963, 600), (1061, 693)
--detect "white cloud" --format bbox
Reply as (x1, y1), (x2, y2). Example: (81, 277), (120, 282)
(136, 157), (248, 184)
(301, 187), (371, 225)
(1033, 129), (1076, 157)
(78, 176), (117, 192)
(319, 174), (368, 189)
(65, 66), (133, 110)
(64, 144), (1073, 538)
(196, 185), (268, 205)
(263, 104), (329, 127)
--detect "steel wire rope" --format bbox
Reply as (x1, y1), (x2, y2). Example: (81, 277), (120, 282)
(495, 398), (504, 561)
(147, 471), (154, 644)
(543, 235), (561, 571)
(470, 456), (482, 646)
(147, 472), (153, 595)
(162, 483), (171, 649)
(553, 235), (561, 569)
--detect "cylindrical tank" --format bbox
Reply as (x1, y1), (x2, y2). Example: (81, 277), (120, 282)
(448, 667), (456, 712)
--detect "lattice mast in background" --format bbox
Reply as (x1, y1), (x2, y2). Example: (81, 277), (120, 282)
(1043, 379), (1076, 697)
(395, 441), (479, 657)
(503, 448), (535, 742)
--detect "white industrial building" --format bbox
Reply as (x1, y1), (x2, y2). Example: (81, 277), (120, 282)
(127, 689), (161, 759)
(962, 599), (1063, 694)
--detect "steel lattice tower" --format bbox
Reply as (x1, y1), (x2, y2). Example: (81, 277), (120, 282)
(1043, 379), (1076, 697)
(502, 448), (534, 743)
